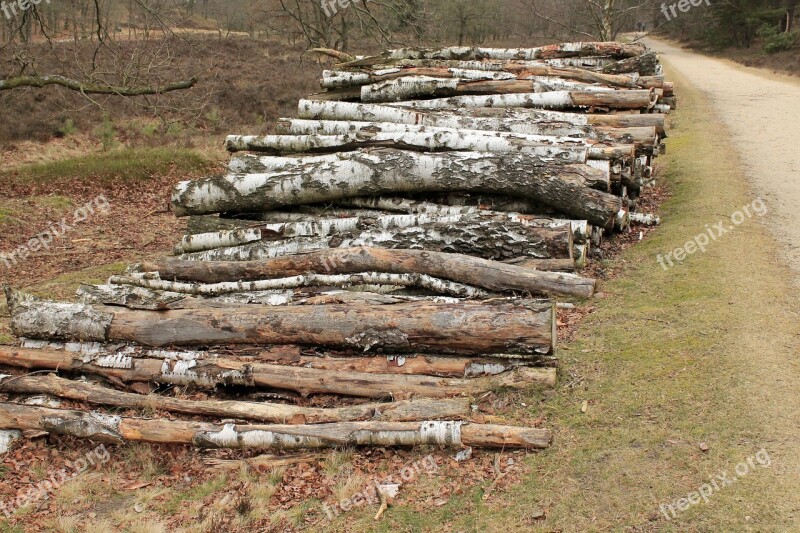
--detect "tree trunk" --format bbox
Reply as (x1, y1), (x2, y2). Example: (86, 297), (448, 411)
(0, 374), (472, 424)
(270, 120), (635, 161)
(176, 211), (579, 256)
(171, 149), (626, 229)
(7, 291), (557, 355)
(337, 42), (647, 67)
(297, 99), (666, 135)
(141, 247), (596, 297)
(383, 90), (656, 111)
(0, 346), (557, 399)
(0, 403), (552, 449)
(224, 132), (590, 164)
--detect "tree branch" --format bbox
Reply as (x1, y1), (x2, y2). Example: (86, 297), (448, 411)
(0, 75), (197, 95)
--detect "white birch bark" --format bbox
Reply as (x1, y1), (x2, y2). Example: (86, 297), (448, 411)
(172, 149), (624, 229)
(109, 273), (492, 299)
(385, 90), (655, 111)
(224, 132), (590, 164)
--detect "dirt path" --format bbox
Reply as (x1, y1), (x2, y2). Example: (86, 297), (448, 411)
(647, 38), (800, 285)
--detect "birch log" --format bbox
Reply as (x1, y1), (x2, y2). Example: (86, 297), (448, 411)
(318, 77), (625, 103)
(0, 346), (557, 398)
(354, 55), (651, 74)
(176, 212), (579, 255)
(321, 65), (646, 89)
(337, 42), (647, 67)
(109, 272), (493, 300)
(176, 222), (574, 263)
(224, 132), (590, 164)
(171, 149), (625, 229)
(297, 99), (666, 135)
(270, 120), (635, 161)
(276, 118), (655, 155)
(384, 90), (656, 111)
(0, 403), (552, 449)
(142, 248), (596, 297)
(0, 374), (472, 424)
(7, 290), (557, 355)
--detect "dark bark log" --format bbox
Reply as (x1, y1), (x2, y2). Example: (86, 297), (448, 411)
(6, 290), (557, 355)
(141, 247), (596, 298)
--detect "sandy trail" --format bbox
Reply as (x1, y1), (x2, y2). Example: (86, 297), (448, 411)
(647, 38), (800, 285)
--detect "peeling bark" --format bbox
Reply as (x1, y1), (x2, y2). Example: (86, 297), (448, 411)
(0, 403), (552, 450)
(0, 346), (557, 398)
(0, 374), (471, 424)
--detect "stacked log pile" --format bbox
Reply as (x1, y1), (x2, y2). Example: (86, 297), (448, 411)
(0, 42), (673, 455)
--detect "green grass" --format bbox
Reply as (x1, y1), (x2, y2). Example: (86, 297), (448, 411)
(0, 207), (20, 225)
(0, 147), (212, 185)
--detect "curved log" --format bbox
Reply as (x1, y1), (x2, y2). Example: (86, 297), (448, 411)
(141, 248), (596, 298)
(171, 149), (625, 229)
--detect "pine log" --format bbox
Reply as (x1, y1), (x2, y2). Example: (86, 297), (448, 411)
(251, 351), (531, 378)
(6, 290), (557, 355)
(0, 374), (471, 424)
(176, 211), (580, 255)
(172, 149), (625, 229)
(141, 248), (596, 297)
(271, 120), (635, 161)
(0, 346), (557, 398)
(0, 403), (552, 449)
(224, 132), (590, 164)
(297, 99), (666, 135)
(337, 42), (647, 67)
(383, 90), (656, 111)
